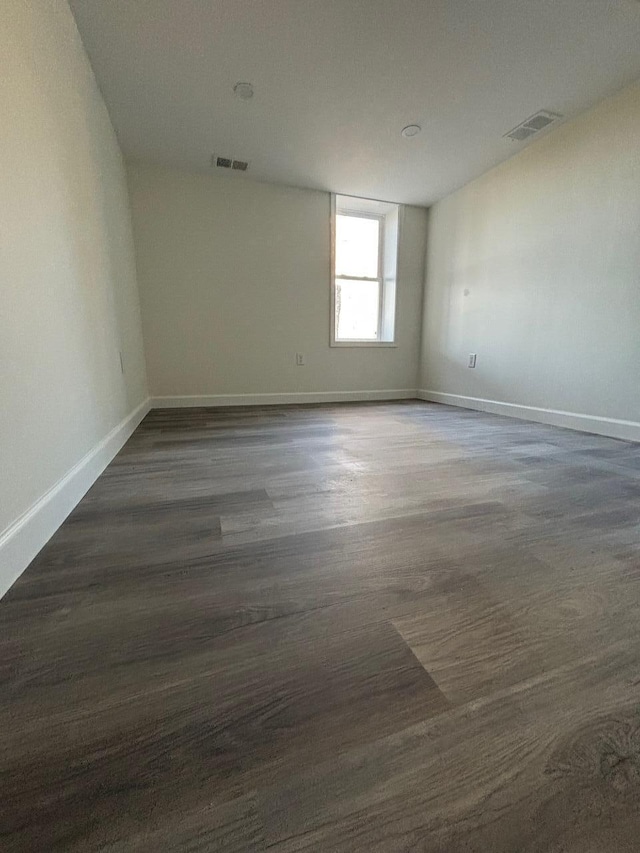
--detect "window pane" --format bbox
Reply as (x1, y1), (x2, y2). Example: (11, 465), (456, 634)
(335, 279), (379, 340)
(335, 214), (379, 279)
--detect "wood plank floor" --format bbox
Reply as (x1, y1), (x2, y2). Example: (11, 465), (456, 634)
(3, 401), (640, 851)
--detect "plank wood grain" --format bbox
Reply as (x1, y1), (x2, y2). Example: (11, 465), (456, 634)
(2, 401), (640, 850)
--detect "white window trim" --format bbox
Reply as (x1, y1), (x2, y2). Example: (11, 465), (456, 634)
(330, 194), (399, 348)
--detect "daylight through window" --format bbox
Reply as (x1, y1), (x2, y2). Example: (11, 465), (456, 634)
(331, 195), (399, 345)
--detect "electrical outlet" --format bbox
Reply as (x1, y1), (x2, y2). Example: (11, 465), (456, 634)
(295, 352), (306, 366)
(468, 353), (477, 368)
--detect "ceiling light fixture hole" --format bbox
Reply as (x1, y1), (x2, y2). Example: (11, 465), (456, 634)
(234, 82), (254, 100)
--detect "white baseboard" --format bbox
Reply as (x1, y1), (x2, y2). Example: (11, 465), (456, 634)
(417, 390), (640, 443)
(0, 390), (414, 598)
(7, 386), (635, 601)
(0, 398), (151, 599)
(152, 389), (418, 408)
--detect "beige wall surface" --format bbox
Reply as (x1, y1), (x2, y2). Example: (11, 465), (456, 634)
(0, 0), (147, 534)
(127, 162), (427, 398)
(420, 80), (640, 424)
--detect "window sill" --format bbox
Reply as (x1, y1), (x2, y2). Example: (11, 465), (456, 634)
(330, 340), (398, 348)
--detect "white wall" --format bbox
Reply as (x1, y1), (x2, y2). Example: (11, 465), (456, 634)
(0, 0), (148, 592)
(127, 162), (427, 402)
(420, 80), (640, 439)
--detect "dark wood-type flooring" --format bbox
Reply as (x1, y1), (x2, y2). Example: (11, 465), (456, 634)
(3, 401), (640, 851)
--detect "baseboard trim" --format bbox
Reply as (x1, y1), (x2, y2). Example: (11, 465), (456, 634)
(152, 390), (418, 408)
(417, 390), (640, 442)
(0, 398), (151, 599)
(0, 390), (415, 597)
(9, 386), (635, 600)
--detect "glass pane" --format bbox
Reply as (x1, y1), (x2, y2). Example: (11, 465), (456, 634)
(335, 279), (379, 340)
(335, 214), (379, 279)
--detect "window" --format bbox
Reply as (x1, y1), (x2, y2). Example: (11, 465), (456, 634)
(331, 194), (400, 346)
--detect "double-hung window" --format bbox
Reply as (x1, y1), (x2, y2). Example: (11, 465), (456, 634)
(331, 194), (400, 346)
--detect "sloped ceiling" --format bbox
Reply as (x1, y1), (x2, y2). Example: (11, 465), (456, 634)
(69, 0), (640, 205)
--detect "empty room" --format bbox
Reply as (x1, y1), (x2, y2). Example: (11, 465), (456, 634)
(3, 0), (640, 849)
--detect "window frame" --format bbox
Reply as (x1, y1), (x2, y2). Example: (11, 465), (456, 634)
(330, 194), (399, 348)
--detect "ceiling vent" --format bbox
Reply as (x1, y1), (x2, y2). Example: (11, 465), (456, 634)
(504, 110), (563, 142)
(212, 155), (249, 171)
